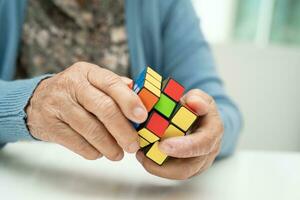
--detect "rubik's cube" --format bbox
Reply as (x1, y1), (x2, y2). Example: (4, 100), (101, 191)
(133, 67), (199, 165)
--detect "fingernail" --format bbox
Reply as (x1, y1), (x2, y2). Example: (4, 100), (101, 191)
(133, 106), (147, 120)
(127, 142), (139, 153)
(128, 80), (134, 89)
(189, 95), (202, 103)
(187, 95), (209, 114)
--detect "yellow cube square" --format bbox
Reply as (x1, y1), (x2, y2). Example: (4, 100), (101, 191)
(144, 80), (161, 97)
(146, 142), (167, 165)
(139, 136), (150, 148)
(146, 67), (162, 82)
(162, 124), (185, 139)
(145, 73), (161, 89)
(138, 128), (159, 143)
(171, 106), (197, 132)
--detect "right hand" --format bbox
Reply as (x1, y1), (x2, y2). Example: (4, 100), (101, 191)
(26, 62), (148, 161)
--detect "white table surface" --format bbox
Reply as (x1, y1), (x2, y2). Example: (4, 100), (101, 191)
(0, 142), (299, 200)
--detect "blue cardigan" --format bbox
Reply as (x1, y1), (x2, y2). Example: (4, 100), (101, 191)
(0, 0), (242, 157)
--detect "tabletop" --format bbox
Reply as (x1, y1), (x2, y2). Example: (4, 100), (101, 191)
(0, 142), (299, 200)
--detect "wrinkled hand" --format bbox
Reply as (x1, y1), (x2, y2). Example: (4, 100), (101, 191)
(26, 62), (148, 160)
(136, 89), (224, 180)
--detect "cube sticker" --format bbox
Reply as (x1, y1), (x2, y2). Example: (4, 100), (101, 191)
(162, 124), (185, 139)
(145, 112), (169, 137)
(154, 93), (176, 118)
(138, 88), (159, 112)
(162, 78), (185, 102)
(171, 105), (198, 132)
(146, 67), (162, 82)
(139, 137), (150, 148)
(138, 128), (160, 144)
(145, 141), (167, 165)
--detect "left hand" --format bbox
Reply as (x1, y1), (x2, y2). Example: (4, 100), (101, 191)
(136, 89), (224, 180)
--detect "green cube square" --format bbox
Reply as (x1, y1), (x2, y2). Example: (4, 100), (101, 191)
(154, 93), (176, 118)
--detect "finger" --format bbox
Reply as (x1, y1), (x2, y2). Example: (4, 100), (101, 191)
(60, 103), (124, 161)
(200, 140), (221, 172)
(85, 64), (147, 123)
(51, 121), (101, 160)
(136, 151), (207, 180)
(180, 89), (210, 116)
(158, 101), (223, 158)
(76, 83), (140, 153)
(191, 141), (221, 178)
(120, 76), (133, 87)
(158, 132), (219, 158)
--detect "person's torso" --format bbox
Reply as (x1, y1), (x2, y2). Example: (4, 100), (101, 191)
(16, 0), (129, 79)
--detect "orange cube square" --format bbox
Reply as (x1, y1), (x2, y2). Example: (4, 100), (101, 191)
(138, 88), (159, 112)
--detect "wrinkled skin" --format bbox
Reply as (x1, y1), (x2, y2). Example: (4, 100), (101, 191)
(27, 62), (148, 161)
(27, 62), (224, 180)
(136, 89), (224, 180)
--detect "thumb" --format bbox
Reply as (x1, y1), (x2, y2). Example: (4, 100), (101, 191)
(180, 89), (209, 116)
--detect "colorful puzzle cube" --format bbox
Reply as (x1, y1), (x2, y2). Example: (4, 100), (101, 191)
(132, 66), (199, 165)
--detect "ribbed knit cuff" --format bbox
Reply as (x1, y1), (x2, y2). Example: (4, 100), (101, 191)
(0, 74), (53, 143)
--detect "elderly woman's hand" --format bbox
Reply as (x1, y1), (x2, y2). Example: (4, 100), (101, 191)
(26, 62), (148, 160)
(136, 89), (224, 180)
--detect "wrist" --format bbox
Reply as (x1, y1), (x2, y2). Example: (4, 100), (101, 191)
(25, 75), (53, 140)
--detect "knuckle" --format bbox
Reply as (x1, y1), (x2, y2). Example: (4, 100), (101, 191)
(96, 97), (119, 121)
(90, 132), (107, 145)
(72, 61), (89, 69)
(85, 122), (102, 139)
(70, 61), (93, 76)
(54, 75), (74, 96)
(188, 138), (201, 155)
(201, 139), (214, 155)
(103, 72), (121, 90)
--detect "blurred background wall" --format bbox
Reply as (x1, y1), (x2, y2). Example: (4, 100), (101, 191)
(192, 0), (300, 151)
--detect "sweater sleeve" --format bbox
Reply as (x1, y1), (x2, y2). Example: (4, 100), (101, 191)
(160, 0), (243, 157)
(0, 75), (52, 147)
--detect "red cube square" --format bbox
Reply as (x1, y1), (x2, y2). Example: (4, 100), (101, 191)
(146, 112), (169, 137)
(163, 78), (185, 102)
